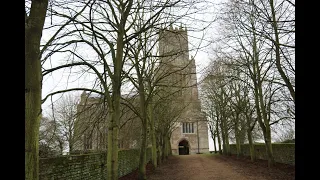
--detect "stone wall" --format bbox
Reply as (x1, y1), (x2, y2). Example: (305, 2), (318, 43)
(229, 143), (295, 165)
(39, 148), (152, 180)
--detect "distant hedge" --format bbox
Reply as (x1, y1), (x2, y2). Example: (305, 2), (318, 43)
(39, 147), (152, 180)
(229, 143), (295, 165)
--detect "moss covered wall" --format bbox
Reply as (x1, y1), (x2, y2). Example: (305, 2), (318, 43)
(39, 148), (152, 180)
(229, 143), (295, 165)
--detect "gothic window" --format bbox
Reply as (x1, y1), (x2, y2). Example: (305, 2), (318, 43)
(182, 122), (194, 133)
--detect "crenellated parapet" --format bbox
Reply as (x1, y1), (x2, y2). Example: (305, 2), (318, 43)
(159, 24), (190, 68)
(160, 23), (188, 32)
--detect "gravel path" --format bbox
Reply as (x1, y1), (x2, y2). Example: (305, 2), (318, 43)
(147, 154), (269, 180)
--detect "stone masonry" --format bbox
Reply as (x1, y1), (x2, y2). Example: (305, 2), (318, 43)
(159, 26), (209, 154)
(73, 25), (209, 155)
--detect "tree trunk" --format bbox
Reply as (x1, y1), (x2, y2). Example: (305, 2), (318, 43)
(107, 99), (120, 180)
(220, 125), (226, 154)
(138, 83), (147, 180)
(107, 112), (113, 179)
(252, 24), (275, 167)
(112, 119), (119, 179)
(138, 123), (147, 180)
(257, 82), (275, 167)
(157, 135), (162, 165)
(264, 126), (274, 167)
(234, 121), (241, 158)
(161, 134), (166, 161)
(221, 114), (230, 155)
(25, 0), (49, 179)
(253, 77), (275, 167)
(106, 86), (121, 180)
(224, 128), (231, 155)
(197, 120), (200, 153)
(148, 101), (157, 168)
(212, 133), (217, 153)
(107, 23), (124, 179)
(247, 128), (256, 162)
(219, 118), (227, 155)
(252, 79), (274, 167)
(234, 113), (242, 158)
(164, 135), (169, 159)
(239, 120), (247, 145)
(216, 117), (222, 154)
(246, 113), (256, 162)
(157, 133), (162, 166)
(166, 136), (171, 156)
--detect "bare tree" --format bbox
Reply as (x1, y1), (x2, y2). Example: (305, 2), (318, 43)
(123, 22), (200, 178)
(39, 116), (61, 157)
(249, 0), (295, 103)
(201, 76), (221, 154)
(201, 59), (234, 155)
(36, 1), (215, 180)
(51, 93), (79, 153)
(25, 1), (50, 179)
(228, 74), (247, 158)
(26, 1), (92, 178)
(41, 1), (202, 179)
(206, 0), (294, 167)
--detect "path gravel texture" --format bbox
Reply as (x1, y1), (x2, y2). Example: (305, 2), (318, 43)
(147, 154), (294, 180)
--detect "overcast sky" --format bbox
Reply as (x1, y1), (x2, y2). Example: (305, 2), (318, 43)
(41, 0), (223, 113)
(40, 1), (225, 151)
(40, 0), (295, 151)
(40, 0), (291, 151)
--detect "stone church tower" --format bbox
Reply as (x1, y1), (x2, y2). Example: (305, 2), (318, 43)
(159, 26), (209, 155)
(73, 26), (209, 155)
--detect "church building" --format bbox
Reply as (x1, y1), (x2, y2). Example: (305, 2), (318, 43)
(73, 25), (209, 155)
(159, 26), (209, 155)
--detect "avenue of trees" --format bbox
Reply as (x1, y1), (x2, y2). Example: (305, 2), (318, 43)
(200, 0), (294, 167)
(26, 0), (212, 179)
(25, 0), (294, 180)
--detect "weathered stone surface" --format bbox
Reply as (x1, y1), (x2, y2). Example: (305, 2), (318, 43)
(229, 143), (295, 165)
(159, 28), (209, 155)
(39, 148), (152, 179)
(73, 27), (209, 155)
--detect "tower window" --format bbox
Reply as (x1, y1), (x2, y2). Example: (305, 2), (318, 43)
(182, 122), (194, 133)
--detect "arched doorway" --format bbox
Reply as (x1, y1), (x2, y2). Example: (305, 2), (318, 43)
(178, 139), (189, 155)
